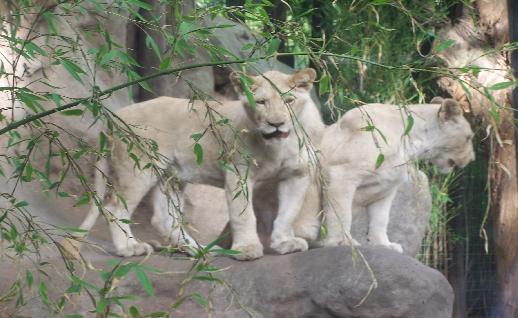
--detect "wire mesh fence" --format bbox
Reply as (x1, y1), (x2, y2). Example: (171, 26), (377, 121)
(419, 146), (498, 318)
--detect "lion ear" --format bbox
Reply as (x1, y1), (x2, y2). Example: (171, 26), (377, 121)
(230, 72), (256, 94)
(290, 68), (317, 90)
(439, 98), (463, 122)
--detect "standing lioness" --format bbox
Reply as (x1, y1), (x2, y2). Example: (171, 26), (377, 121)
(77, 69), (323, 260)
(294, 98), (475, 252)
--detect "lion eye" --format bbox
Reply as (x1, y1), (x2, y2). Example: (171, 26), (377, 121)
(256, 99), (266, 105)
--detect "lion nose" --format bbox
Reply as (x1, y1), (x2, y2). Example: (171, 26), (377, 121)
(268, 121), (284, 128)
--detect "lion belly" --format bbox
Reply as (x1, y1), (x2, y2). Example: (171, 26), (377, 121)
(354, 166), (407, 206)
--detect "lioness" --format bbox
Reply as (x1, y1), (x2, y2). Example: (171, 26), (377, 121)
(75, 69), (323, 260)
(294, 98), (475, 252)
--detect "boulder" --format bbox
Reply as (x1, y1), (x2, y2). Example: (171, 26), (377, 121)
(0, 246), (453, 318)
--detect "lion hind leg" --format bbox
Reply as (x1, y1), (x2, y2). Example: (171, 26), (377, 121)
(320, 165), (362, 247)
(106, 171), (157, 257)
(150, 185), (203, 255)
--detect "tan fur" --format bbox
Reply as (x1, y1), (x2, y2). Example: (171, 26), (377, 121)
(294, 99), (475, 252)
(77, 69), (324, 259)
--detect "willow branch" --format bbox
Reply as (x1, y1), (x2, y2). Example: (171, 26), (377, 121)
(0, 51), (499, 136)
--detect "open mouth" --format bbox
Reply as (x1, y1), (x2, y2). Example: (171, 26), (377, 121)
(262, 130), (290, 139)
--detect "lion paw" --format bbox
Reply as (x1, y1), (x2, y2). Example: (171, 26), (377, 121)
(385, 242), (403, 253)
(116, 241), (154, 257)
(271, 237), (308, 255)
(231, 243), (263, 261)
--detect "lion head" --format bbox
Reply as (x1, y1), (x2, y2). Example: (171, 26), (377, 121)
(430, 98), (475, 174)
(230, 68), (317, 141)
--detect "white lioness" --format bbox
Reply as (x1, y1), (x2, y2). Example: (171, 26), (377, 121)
(76, 69), (323, 260)
(294, 98), (475, 252)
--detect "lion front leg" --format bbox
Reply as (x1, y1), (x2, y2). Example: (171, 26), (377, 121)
(366, 188), (403, 253)
(225, 171), (263, 261)
(270, 175), (310, 255)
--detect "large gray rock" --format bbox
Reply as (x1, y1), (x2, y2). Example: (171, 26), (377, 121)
(0, 247), (453, 318)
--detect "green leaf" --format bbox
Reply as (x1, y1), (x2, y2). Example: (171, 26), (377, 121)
(319, 74), (329, 95)
(22, 161), (33, 182)
(129, 152), (140, 168)
(38, 281), (50, 305)
(65, 315), (85, 318)
(126, 0), (152, 10)
(114, 263), (133, 278)
(178, 21), (198, 36)
(99, 49), (118, 66)
(375, 153), (385, 169)
(488, 81), (517, 91)
(60, 109), (84, 116)
(16, 90), (45, 113)
(190, 292), (208, 308)
(59, 58), (86, 83)
(24, 41), (48, 58)
(119, 219), (133, 224)
(434, 39), (456, 52)
(190, 132), (204, 142)
(210, 248), (241, 255)
(232, 190), (242, 201)
(14, 201), (29, 208)
(171, 296), (186, 309)
(240, 43), (254, 51)
(148, 312), (168, 318)
(74, 193), (91, 207)
(129, 306), (141, 318)
(133, 267), (154, 296)
(239, 75), (256, 110)
(159, 56), (172, 70)
(265, 38), (281, 56)
(194, 143), (203, 165)
(0, 211), (7, 223)
(99, 131), (107, 153)
(403, 114), (414, 136)
(370, 0), (391, 4)
(320, 224), (328, 239)
(26, 270), (33, 288)
(96, 298), (108, 314)
(56, 226), (89, 233)
(192, 275), (222, 283)
(145, 35), (162, 60)
(43, 12), (58, 34)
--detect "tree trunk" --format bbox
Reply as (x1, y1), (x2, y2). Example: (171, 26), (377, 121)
(435, 1), (518, 316)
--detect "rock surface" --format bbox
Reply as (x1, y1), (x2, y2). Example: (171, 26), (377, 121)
(0, 246), (453, 318)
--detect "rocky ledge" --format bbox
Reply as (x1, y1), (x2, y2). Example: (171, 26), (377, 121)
(0, 246), (453, 318)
